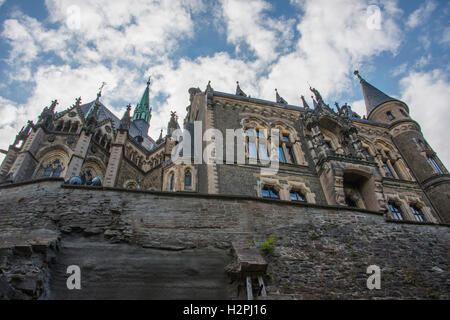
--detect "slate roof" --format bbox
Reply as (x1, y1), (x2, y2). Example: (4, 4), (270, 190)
(78, 101), (155, 152)
(359, 79), (399, 116)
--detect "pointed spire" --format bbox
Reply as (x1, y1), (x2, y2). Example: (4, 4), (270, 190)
(120, 104), (132, 130)
(236, 81), (247, 97)
(132, 77), (152, 135)
(73, 97), (82, 108)
(354, 70), (399, 117)
(49, 100), (58, 113)
(275, 89), (288, 104)
(156, 128), (164, 144)
(301, 95), (310, 109)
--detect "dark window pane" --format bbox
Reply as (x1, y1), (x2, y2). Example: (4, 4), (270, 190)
(411, 206), (426, 222)
(43, 166), (53, 178)
(291, 191), (306, 202)
(170, 175), (175, 191)
(279, 147), (286, 163)
(387, 112), (395, 120)
(389, 202), (403, 220)
(185, 171), (192, 187)
(384, 163), (393, 177)
(262, 187), (279, 199)
(52, 166), (62, 178)
(428, 156), (443, 174)
(285, 146), (294, 163)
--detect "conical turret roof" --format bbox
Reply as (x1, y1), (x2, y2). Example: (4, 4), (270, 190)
(354, 70), (399, 116)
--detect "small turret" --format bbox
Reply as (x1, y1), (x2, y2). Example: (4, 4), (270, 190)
(132, 77), (152, 135)
(354, 70), (408, 122)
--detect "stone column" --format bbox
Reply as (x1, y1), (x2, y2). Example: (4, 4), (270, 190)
(103, 130), (127, 187)
(65, 130), (92, 180)
(10, 127), (45, 183)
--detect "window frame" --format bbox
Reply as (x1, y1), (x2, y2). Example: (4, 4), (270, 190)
(261, 186), (280, 200)
(388, 202), (404, 220)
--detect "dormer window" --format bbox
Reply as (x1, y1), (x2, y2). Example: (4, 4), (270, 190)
(427, 156), (443, 174)
(386, 111), (395, 121)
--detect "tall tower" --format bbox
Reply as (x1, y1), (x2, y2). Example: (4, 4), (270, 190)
(132, 78), (152, 136)
(355, 71), (450, 223)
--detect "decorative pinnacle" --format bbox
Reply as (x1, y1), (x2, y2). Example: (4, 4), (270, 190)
(147, 76), (152, 87)
(354, 70), (364, 82)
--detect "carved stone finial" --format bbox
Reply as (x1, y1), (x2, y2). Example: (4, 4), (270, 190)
(236, 81), (247, 97)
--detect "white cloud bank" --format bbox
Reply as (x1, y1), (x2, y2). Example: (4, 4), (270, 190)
(400, 70), (450, 169)
(0, 0), (449, 171)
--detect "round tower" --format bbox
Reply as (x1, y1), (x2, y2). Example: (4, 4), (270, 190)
(355, 71), (450, 223)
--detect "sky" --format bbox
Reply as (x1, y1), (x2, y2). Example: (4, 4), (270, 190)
(0, 0), (449, 168)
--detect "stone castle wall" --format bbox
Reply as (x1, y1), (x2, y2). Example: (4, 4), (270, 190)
(0, 179), (448, 299)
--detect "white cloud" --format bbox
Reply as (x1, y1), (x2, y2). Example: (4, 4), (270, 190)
(406, 0), (437, 29)
(400, 70), (450, 169)
(260, 0), (403, 104)
(146, 53), (258, 137)
(391, 63), (408, 77)
(219, 0), (295, 63)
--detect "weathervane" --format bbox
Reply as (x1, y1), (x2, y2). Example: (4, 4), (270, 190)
(97, 82), (107, 99)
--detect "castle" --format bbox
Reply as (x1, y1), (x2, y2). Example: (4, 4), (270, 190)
(0, 72), (449, 300)
(1, 71), (449, 224)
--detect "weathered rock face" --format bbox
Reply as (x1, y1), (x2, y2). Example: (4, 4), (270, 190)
(49, 236), (232, 300)
(0, 180), (449, 300)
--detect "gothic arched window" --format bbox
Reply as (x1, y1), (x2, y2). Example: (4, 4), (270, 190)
(185, 170), (192, 187)
(43, 165), (53, 178)
(170, 173), (175, 191)
(42, 160), (63, 178)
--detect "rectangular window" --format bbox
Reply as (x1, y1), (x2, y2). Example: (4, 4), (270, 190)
(248, 141), (258, 159)
(389, 202), (403, 220)
(259, 143), (270, 161)
(262, 187), (279, 199)
(285, 146), (294, 163)
(290, 191), (306, 202)
(279, 146), (286, 163)
(387, 111), (395, 121)
(384, 163), (394, 177)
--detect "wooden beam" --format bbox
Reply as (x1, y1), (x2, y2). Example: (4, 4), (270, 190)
(246, 276), (253, 300)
